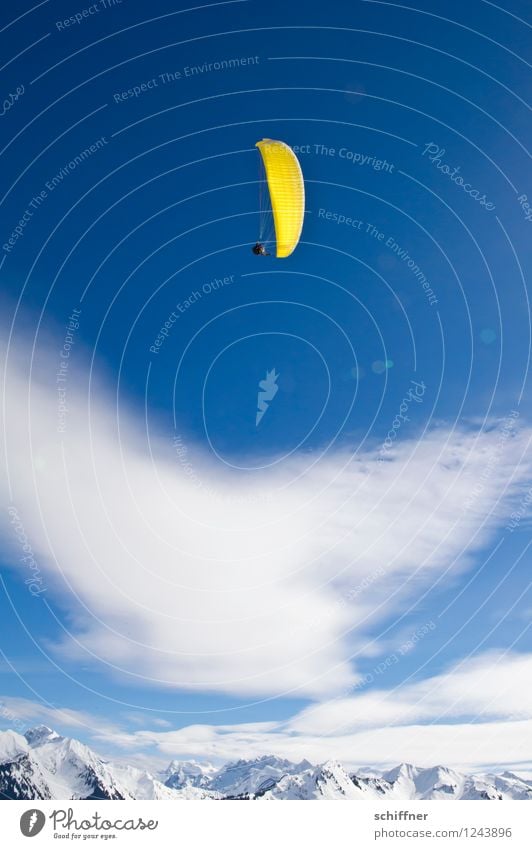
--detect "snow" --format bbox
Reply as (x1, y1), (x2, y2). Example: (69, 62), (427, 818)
(161, 759), (217, 790)
(1, 727), (531, 800)
(208, 755), (313, 796)
(24, 726), (61, 747)
(0, 730), (29, 764)
(262, 761), (361, 800)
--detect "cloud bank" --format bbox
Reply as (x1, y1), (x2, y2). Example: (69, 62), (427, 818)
(4, 651), (532, 773)
(1, 335), (530, 701)
(86, 652), (532, 773)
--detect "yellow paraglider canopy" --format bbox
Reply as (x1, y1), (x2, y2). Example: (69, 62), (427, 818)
(256, 139), (305, 258)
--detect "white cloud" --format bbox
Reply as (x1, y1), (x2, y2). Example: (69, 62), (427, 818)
(0, 694), (118, 738)
(1, 336), (531, 699)
(119, 718), (532, 773)
(96, 652), (532, 772)
(290, 650), (532, 734)
(3, 652), (532, 773)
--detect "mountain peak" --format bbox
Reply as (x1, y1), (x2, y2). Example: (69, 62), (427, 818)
(0, 729), (30, 764)
(383, 762), (418, 782)
(24, 726), (61, 747)
(2, 725), (531, 801)
(162, 758), (216, 790)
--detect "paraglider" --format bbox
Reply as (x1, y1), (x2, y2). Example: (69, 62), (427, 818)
(252, 241), (270, 256)
(254, 139), (305, 258)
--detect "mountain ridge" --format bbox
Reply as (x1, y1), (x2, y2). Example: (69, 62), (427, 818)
(0, 727), (531, 801)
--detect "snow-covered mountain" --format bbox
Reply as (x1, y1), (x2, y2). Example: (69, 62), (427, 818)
(208, 755), (314, 797)
(0, 726), (211, 801)
(25, 726), (128, 800)
(1, 726), (531, 800)
(160, 758), (217, 791)
(350, 763), (532, 802)
(0, 730), (54, 800)
(259, 760), (362, 800)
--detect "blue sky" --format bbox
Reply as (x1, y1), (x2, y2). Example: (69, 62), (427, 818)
(1, 0), (532, 772)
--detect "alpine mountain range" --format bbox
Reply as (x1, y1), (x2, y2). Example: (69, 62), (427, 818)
(1, 725), (531, 801)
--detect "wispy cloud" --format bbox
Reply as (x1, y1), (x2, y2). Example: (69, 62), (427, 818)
(132, 714), (532, 774)
(3, 651), (532, 773)
(91, 652), (532, 773)
(291, 651), (532, 734)
(0, 694), (118, 737)
(1, 333), (531, 700)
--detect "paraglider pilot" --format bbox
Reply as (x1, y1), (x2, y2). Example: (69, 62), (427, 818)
(252, 242), (270, 256)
